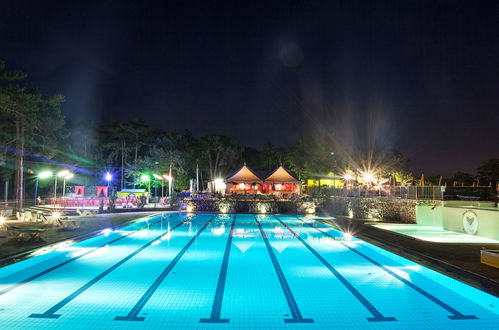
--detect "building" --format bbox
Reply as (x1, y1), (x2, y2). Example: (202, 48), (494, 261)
(225, 164), (301, 195)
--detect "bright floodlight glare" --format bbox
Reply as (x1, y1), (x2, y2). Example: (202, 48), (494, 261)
(153, 174), (163, 180)
(343, 232), (352, 241)
(57, 170), (70, 177)
(38, 171), (53, 179)
(52, 212), (61, 218)
(214, 178), (226, 190)
(163, 174), (172, 180)
(362, 172), (375, 183)
(343, 173), (353, 181)
(0, 217), (5, 224)
(65, 173), (74, 179)
(105, 172), (112, 181)
(141, 174), (150, 181)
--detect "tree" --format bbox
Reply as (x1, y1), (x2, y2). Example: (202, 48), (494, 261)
(449, 171), (475, 186)
(286, 135), (334, 179)
(477, 159), (499, 184)
(261, 142), (284, 171)
(103, 121), (131, 190)
(200, 135), (242, 189)
(0, 76), (65, 210)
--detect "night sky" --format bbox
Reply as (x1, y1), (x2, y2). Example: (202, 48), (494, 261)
(1, 0), (498, 176)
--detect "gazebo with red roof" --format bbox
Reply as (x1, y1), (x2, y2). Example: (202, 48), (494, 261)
(225, 164), (263, 194)
(262, 165), (301, 195)
(225, 164), (301, 195)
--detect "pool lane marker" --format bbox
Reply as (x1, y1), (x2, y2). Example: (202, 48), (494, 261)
(274, 215), (396, 322)
(255, 216), (314, 324)
(199, 214), (236, 323)
(114, 215), (215, 322)
(0, 213), (168, 298)
(298, 217), (479, 320)
(28, 214), (194, 319)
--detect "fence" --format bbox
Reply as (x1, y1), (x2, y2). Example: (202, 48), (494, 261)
(328, 186), (444, 200)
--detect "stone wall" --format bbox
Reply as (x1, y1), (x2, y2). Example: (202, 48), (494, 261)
(178, 199), (317, 214)
(322, 196), (417, 223)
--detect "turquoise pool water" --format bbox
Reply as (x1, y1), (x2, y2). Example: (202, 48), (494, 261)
(0, 213), (497, 329)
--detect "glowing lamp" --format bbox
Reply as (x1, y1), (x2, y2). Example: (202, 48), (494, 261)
(343, 173), (353, 181)
(153, 174), (163, 180)
(214, 178), (226, 191)
(362, 172), (375, 183)
(141, 174), (150, 182)
(105, 172), (112, 181)
(57, 170), (70, 177)
(38, 171), (53, 179)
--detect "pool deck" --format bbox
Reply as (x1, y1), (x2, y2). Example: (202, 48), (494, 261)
(0, 211), (160, 266)
(319, 216), (499, 297)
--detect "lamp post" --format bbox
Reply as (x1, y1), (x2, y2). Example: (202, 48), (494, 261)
(330, 151), (337, 188)
(35, 171), (52, 205)
(55, 170), (72, 206)
(163, 174), (173, 197)
(153, 174), (164, 196)
(153, 174), (165, 208)
(141, 174), (151, 203)
(62, 173), (73, 198)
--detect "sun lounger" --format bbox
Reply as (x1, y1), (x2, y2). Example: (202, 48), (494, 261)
(6, 226), (45, 241)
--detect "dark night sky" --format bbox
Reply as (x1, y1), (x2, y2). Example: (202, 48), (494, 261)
(1, 0), (498, 176)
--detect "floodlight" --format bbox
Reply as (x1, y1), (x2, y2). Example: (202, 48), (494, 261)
(38, 171), (53, 179)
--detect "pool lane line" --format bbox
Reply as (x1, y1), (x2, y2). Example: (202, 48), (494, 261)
(254, 215), (314, 324)
(298, 217), (479, 320)
(0, 213), (171, 298)
(199, 214), (236, 323)
(28, 215), (195, 319)
(274, 215), (396, 322)
(114, 215), (215, 322)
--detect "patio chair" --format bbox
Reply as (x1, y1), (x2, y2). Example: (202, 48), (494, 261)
(16, 211), (25, 222)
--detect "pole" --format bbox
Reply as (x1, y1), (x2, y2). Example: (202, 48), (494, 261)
(63, 178), (66, 198)
(53, 176), (57, 206)
(148, 181), (151, 204)
(34, 177), (39, 205)
(4, 180), (8, 204)
(196, 160), (199, 192)
(168, 162), (172, 197)
(154, 186), (157, 208)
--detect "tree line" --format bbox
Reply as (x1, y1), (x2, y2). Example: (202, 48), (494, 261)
(1, 60), (497, 210)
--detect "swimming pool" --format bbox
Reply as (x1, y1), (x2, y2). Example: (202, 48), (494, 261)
(0, 213), (497, 329)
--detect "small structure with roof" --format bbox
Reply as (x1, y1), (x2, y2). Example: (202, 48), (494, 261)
(225, 164), (301, 195)
(225, 164), (263, 194)
(262, 165), (301, 195)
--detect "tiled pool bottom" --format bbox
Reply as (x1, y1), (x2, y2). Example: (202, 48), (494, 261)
(0, 213), (497, 329)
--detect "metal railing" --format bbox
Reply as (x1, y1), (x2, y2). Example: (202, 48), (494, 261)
(327, 186), (444, 200)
